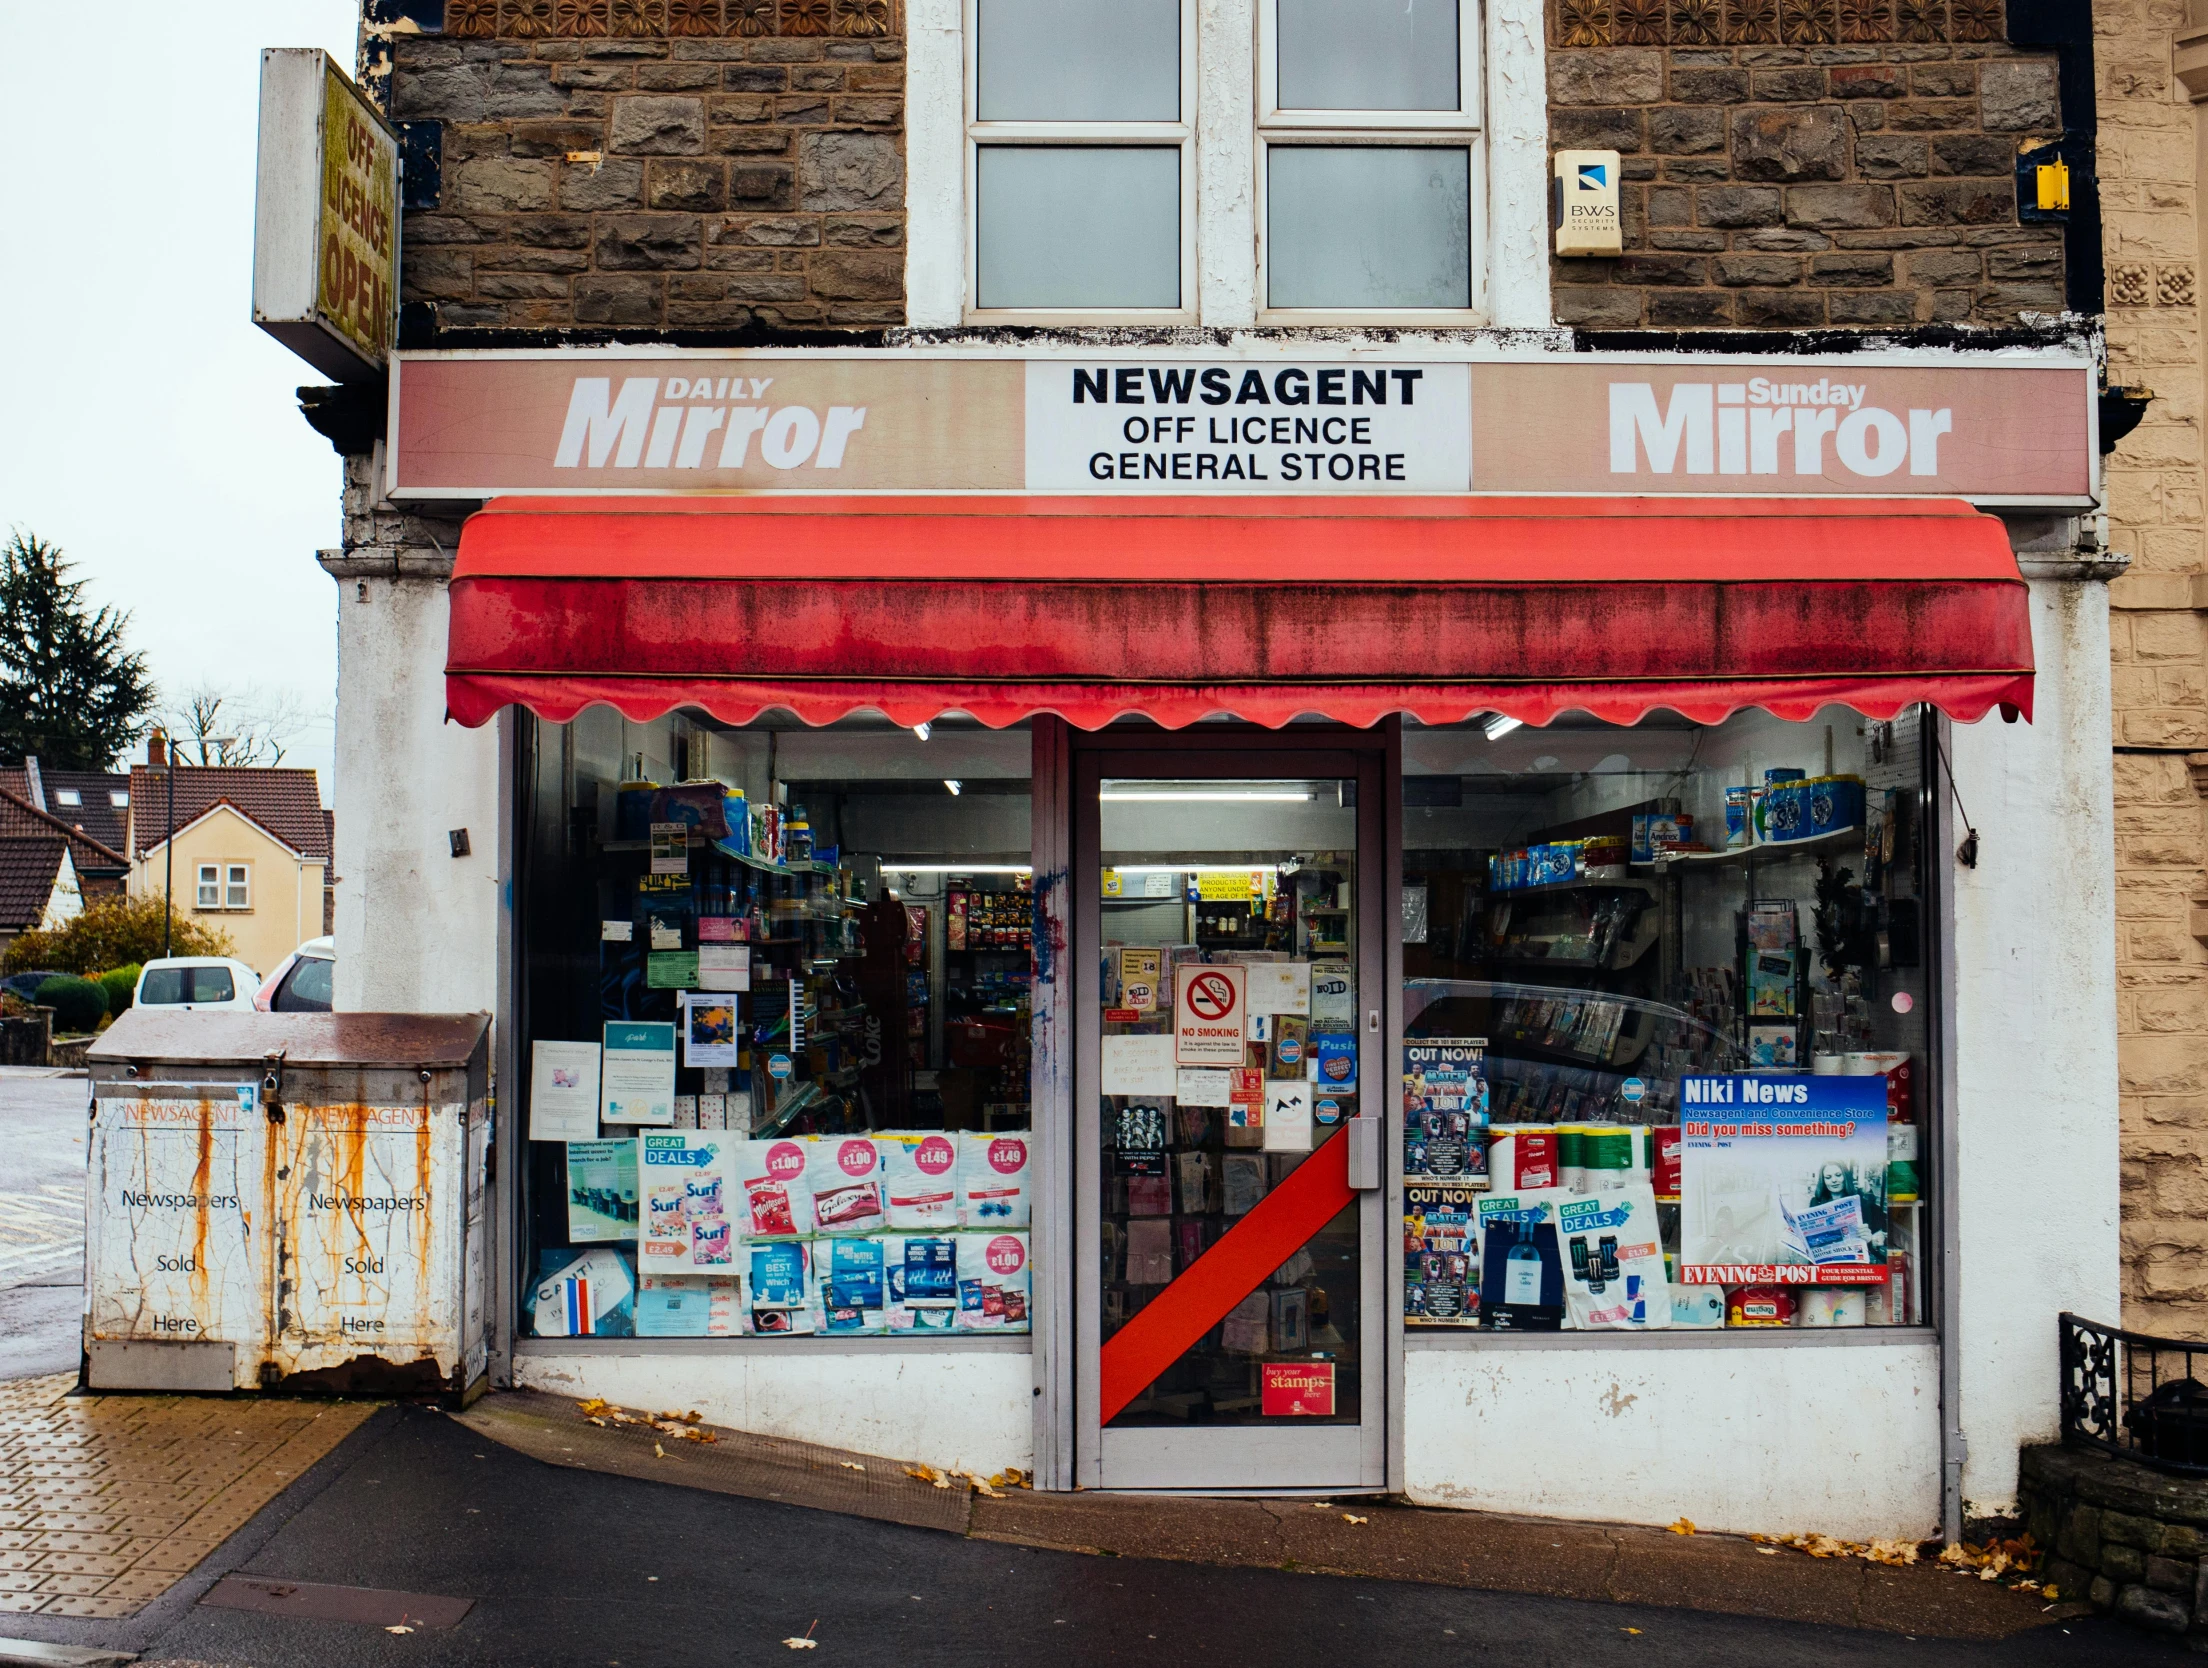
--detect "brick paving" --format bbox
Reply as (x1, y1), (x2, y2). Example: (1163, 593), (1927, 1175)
(0, 1374), (375, 1618)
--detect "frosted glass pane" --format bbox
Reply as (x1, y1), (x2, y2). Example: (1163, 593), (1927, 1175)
(978, 148), (1180, 309)
(978, 0), (1179, 121)
(1267, 147), (1469, 309)
(1277, 0), (1460, 111)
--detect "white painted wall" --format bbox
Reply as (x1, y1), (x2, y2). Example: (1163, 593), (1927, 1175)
(904, 0), (963, 329)
(1484, 0), (1551, 329)
(516, 1349), (1036, 1474)
(1195, 0), (1259, 328)
(1405, 1342), (1942, 1538)
(329, 572), (502, 1015)
(1944, 575), (2121, 1520)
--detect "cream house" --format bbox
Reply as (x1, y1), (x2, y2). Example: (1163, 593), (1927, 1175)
(127, 762), (332, 979)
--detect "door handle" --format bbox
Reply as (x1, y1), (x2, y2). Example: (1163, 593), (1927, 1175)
(1347, 1115), (1382, 1190)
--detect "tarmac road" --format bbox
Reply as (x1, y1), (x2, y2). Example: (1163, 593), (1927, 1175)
(0, 1406), (2176, 1668)
(0, 1069), (88, 1382)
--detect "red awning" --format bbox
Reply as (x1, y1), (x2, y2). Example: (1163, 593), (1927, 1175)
(444, 496), (2035, 730)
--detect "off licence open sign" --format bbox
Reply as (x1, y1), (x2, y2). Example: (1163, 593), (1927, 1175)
(1175, 965), (1246, 1066)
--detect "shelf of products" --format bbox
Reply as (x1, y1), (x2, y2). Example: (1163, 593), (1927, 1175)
(1648, 826), (1863, 869)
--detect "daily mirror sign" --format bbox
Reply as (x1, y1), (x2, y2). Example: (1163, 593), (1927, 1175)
(389, 350), (2093, 504)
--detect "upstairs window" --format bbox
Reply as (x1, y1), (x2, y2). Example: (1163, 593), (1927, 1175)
(963, 0), (1484, 323)
(1260, 0), (1482, 317)
(969, 0), (1191, 318)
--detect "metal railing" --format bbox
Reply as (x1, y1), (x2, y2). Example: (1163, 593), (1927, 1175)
(2060, 1311), (2208, 1476)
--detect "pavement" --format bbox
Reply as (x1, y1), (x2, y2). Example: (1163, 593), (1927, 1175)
(0, 1393), (2170, 1668)
(0, 1072), (90, 1385)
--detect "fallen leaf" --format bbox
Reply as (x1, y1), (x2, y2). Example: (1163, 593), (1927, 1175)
(1667, 1518), (1696, 1536)
(1622, 1627), (1642, 1635)
(1755, 1547), (1778, 1556)
(840, 1461), (866, 1472)
(2043, 1585), (2060, 1602)
(577, 1398), (610, 1416)
(1342, 1514), (1369, 1525)
(386, 1625), (414, 1635)
(654, 1442), (667, 1458)
(782, 1640), (817, 1651)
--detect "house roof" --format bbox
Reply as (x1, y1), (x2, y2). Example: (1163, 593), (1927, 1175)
(0, 766), (130, 855)
(127, 766), (330, 861)
(0, 788), (128, 877)
(0, 838), (70, 934)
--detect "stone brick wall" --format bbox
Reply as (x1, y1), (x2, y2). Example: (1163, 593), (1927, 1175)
(1547, 4), (2069, 328)
(387, 3), (905, 334)
(2101, 0), (2208, 1337)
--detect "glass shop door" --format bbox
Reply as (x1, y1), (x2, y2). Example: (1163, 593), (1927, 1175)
(1074, 743), (1387, 1491)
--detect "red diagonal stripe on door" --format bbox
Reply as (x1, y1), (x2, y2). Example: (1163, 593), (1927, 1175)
(1099, 1130), (1354, 1427)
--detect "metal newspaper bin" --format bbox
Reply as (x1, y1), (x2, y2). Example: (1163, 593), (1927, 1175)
(84, 1011), (492, 1397)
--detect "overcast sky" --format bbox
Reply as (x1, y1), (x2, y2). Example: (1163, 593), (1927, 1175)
(0, 3), (362, 796)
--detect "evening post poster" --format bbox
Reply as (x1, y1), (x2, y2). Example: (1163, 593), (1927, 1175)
(1678, 1075), (1890, 1285)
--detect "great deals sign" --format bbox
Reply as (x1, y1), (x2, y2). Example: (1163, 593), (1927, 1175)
(389, 351), (2094, 503)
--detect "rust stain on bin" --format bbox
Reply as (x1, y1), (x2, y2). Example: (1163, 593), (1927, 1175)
(191, 1095), (215, 1314)
(414, 1091), (433, 1282)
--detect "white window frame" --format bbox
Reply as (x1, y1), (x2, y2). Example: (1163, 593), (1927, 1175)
(196, 864), (221, 911)
(1255, 0), (1488, 325)
(225, 863), (251, 910)
(962, 0), (1200, 325)
(54, 788), (81, 807)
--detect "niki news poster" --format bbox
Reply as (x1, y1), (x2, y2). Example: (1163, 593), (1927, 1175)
(1678, 1074), (1890, 1286)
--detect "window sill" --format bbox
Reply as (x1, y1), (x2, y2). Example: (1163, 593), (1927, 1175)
(515, 1334), (1033, 1357)
(963, 307), (1198, 328)
(1254, 307), (1490, 329)
(1404, 1326), (1936, 1350)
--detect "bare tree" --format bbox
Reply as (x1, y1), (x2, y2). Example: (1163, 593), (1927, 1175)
(157, 682), (314, 767)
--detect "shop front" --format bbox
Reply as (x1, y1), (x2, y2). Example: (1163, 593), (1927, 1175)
(354, 342), (2118, 1536)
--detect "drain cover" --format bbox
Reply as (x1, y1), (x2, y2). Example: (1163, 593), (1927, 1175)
(200, 1576), (474, 1629)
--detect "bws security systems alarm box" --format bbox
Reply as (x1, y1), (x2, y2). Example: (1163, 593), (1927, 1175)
(1552, 150), (1623, 257)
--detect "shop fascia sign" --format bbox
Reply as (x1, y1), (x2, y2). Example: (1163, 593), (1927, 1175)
(251, 48), (399, 383)
(388, 347), (2096, 507)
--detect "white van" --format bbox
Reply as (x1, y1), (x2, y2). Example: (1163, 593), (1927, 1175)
(133, 957), (262, 1012)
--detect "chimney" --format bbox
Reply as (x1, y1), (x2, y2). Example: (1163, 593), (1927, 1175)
(148, 734), (166, 770)
(22, 756), (45, 812)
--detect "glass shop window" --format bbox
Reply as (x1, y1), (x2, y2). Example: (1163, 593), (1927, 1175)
(1399, 707), (1935, 1336)
(518, 710), (1034, 1343)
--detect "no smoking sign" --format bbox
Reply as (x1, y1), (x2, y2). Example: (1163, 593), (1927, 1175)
(1174, 963), (1247, 1066)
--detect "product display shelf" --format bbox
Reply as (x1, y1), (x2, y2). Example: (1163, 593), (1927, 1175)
(1488, 874), (1663, 902)
(1482, 909), (1661, 975)
(1647, 826), (1863, 869)
(1490, 1010), (1656, 1073)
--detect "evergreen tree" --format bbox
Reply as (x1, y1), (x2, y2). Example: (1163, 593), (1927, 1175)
(0, 530), (156, 769)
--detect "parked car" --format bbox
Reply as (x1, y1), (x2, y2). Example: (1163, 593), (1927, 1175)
(0, 970), (63, 1003)
(256, 937), (334, 1013)
(133, 957), (261, 1012)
